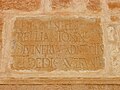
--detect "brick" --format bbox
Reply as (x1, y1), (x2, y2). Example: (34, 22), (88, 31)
(0, 0), (40, 11)
(86, 0), (101, 12)
(108, 2), (120, 10)
(51, 0), (101, 13)
(52, 0), (73, 9)
(10, 16), (104, 71)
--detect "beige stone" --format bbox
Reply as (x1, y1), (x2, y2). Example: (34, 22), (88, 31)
(0, 85), (120, 90)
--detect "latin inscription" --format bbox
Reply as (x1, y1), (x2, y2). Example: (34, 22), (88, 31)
(11, 17), (104, 71)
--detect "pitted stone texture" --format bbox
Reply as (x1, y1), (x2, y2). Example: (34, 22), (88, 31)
(86, 0), (101, 12)
(111, 16), (120, 22)
(0, 0), (40, 11)
(108, 0), (120, 13)
(10, 16), (104, 71)
(107, 25), (120, 75)
(51, 0), (102, 13)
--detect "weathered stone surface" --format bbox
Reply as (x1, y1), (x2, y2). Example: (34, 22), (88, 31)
(0, 0), (40, 11)
(0, 85), (120, 90)
(0, 13), (3, 72)
(1, 0), (120, 86)
(0, 18), (3, 31)
(0, 17), (3, 56)
(51, 0), (101, 13)
(86, 0), (101, 12)
(107, 25), (120, 75)
(51, 0), (73, 9)
(108, 0), (120, 11)
(108, 2), (120, 10)
(111, 16), (120, 22)
(10, 16), (104, 71)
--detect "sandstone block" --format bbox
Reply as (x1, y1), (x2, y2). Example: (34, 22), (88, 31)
(51, 0), (101, 13)
(8, 16), (104, 71)
(108, 2), (120, 10)
(0, 0), (41, 11)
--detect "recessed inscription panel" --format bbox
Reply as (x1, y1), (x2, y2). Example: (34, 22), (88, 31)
(10, 17), (104, 71)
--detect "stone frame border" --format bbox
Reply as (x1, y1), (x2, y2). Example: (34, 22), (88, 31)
(0, 78), (120, 84)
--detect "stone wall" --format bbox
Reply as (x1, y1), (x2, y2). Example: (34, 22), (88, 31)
(0, 0), (120, 89)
